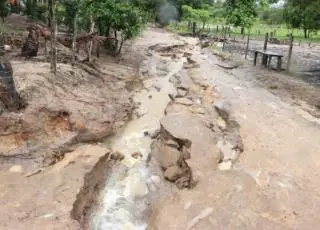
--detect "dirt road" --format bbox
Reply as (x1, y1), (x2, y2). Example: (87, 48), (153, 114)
(147, 28), (320, 229)
(1, 24), (319, 229)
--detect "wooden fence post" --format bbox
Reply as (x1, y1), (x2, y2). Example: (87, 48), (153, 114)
(245, 31), (250, 60)
(263, 32), (269, 51)
(287, 34), (294, 72)
(222, 27), (227, 51)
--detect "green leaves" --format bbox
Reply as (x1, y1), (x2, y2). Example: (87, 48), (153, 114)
(284, 0), (320, 34)
(182, 5), (210, 23)
(225, 0), (257, 28)
(84, 0), (146, 39)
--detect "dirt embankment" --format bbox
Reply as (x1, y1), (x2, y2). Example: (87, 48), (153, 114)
(0, 14), (149, 230)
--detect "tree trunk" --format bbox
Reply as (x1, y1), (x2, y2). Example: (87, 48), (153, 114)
(117, 36), (125, 55)
(71, 13), (78, 66)
(113, 30), (118, 55)
(192, 22), (196, 37)
(304, 28), (307, 38)
(48, 0), (57, 75)
(188, 21), (191, 31)
(88, 16), (95, 63)
(241, 27), (244, 35)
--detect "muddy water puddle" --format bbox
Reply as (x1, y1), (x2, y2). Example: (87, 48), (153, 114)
(92, 58), (184, 230)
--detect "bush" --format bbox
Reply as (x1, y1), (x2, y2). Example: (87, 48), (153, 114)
(34, 3), (47, 22)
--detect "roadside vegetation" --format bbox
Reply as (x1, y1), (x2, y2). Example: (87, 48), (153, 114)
(166, 0), (320, 43)
(1, 0), (320, 74)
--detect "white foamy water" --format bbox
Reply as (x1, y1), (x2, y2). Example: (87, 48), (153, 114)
(92, 58), (184, 230)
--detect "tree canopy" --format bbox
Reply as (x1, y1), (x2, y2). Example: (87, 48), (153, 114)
(284, 0), (320, 38)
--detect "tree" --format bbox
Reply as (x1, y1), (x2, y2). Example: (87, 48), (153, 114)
(0, 0), (9, 22)
(182, 4), (211, 35)
(284, 0), (320, 38)
(259, 7), (284, 25)
(83, 0), (146, 55)
(48, 0), (57, 74)
(171, 0), (214, 19)
(60, 0), (82, 64)
(225, 0), (280, 34)
(225, 0), (257, 34)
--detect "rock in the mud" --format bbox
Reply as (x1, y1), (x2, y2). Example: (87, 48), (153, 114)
(154, 143), (181, 170)
(183, 52), (192, 57)
(190, 107), (206, 115)
(217, 116), (227, 130)
(9, 165), (23, 173)
(169, 73), (181, 85)
(226, 123), (244, 152)
(182, 146), (191, 160)
(175, 98), (193, 106)
(131, 152), (143, 159)
(160, 113), (222, 172)
(110, 152), (125, 161)
(164, 165), (185, 182)
(183, 57), (200, 69)
(218, 160), (232, 171)
(177, 87), (189, 97)
(214, 99), (244, 153)
(214, 99), (233, 120)
(175, 176), (193, 189)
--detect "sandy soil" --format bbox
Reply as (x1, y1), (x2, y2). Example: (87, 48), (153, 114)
(148, 29), (320, 229)
(0, 15), (143, 230)
(1, 15), (319, 229)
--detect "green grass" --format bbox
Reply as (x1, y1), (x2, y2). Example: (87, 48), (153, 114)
(168, 20), (320, 44)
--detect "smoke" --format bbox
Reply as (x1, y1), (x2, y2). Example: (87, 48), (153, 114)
(157, 3), (178, 25)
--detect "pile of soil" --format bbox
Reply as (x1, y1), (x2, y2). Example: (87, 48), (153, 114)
(0, 58), (135, 170)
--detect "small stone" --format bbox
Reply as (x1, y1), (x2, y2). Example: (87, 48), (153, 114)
(175, 98), (193, 106)
(214, 99), (233, 120)
(177, 88), (188, 97)
(168, 94), (175, 101)
(217, 140), (239, 162)
(157, 145), (181, 170)
(182, 146), (191, 160)
(190, 107), (206, 115)
(110, 152), (125, 161)
(9, 165), (23, 173)
(146, 128), (160, 138)
(148, 95), (152, 99)
(131, 152), (143, 159)
(175, 176), (191, 189)
(164, 165), (184, 182)
(217, 116), (227, 130)
(218, 161), (232, 170)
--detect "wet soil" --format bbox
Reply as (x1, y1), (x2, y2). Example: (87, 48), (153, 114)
(0, 18), (319, 230)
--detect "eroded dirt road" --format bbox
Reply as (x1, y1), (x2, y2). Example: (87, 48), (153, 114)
(148, 29), (320, 229)
(1, 24), (319, 230)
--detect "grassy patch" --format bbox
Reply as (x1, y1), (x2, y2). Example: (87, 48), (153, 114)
(168, 20), (320, 44)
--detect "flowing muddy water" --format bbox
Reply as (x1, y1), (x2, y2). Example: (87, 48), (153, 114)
(91, 57), (185, 230)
